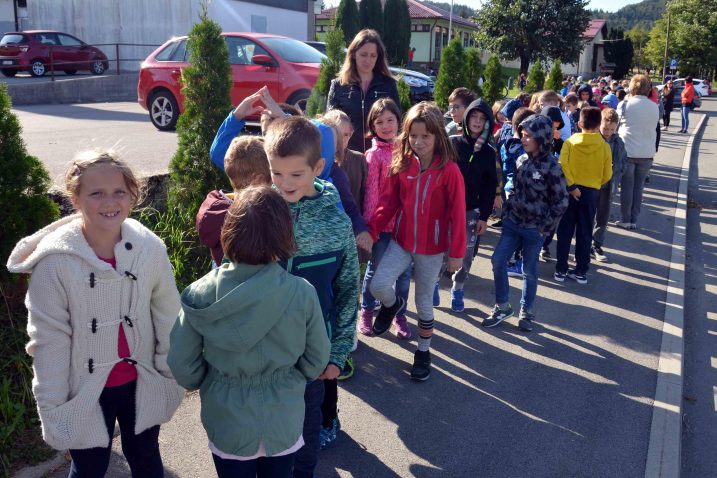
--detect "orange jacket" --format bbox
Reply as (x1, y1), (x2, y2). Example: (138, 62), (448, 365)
(681, 84), (695, 105)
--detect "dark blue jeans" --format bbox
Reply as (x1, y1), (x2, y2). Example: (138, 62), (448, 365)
(68, 381), (163, 478)
(213, 453), (295, 478)
(292, 380), (324, 478)
(681, 105), (690, 131)
(556, 188), (598, 275)
(361, 233), (411, 315)
(491, 219), (544, 312)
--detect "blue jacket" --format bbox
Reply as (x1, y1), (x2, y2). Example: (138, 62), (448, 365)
(500, 137), (525, 195)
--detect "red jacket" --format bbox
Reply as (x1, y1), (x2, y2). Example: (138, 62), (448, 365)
(681, 84), (695, 105)
(368, 154), (466, 258)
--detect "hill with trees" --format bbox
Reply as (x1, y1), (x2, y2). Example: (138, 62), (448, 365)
(591, 0), (665, 31)
(421, 1), (477, 18)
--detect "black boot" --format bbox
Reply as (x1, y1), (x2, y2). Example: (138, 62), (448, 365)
(410, 350), (431, 381)
(372, 296), (405, 336)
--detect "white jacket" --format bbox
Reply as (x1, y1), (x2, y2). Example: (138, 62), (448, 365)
(7, 214), (183, 450)
(617, 95), (659, 159)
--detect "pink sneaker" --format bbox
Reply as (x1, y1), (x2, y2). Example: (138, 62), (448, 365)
(358, 309), (373, 336)
(393, 315), (411, 340)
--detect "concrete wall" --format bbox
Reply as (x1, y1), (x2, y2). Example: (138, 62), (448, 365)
(7, 72), (138, 106)
(26, 0), (310, 71)
(0, 0), (14, 33)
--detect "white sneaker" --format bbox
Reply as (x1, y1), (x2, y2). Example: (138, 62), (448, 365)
(615, 221), (634, 230)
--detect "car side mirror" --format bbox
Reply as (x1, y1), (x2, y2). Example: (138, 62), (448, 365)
(252, 54), (276, 67)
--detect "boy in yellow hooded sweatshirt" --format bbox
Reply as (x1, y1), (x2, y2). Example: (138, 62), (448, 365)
(554, 107), (612, 284)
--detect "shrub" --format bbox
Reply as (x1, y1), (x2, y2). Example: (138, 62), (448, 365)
(526, 62), (546, 94)
(308, 27), (345, 117)
(383, 0), (411, 65)
(434, 38), (467, 109)
(464, 48), (483, 97)
(546, 59), (563, 92)
(335, 0), (360, 44)
(482, 54), (505, 105)
(397, 76), (412, 112)
(359, 0), (383, 35)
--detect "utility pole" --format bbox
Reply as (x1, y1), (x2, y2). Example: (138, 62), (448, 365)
(13, 0), (19, 31)
(661, 6), (671, 81)
(448, 0), (454, 42)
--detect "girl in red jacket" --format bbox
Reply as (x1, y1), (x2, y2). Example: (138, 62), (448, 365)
(367, 102), (466, 381)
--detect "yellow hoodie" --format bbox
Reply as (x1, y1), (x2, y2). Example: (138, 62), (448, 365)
(559, 132), (612, 191)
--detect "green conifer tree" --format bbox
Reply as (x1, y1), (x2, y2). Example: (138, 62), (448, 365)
(482, 54), (505, 105)
(434, 38), (467, 109)
(307, 27), (345, 117)
(464, 48), (484, 96)
(546, 59), (563, 92)
(383, 0), (411, 65)
(335, 0), (360, 44)
(167, 6), (232, 217)
(0, 84), (59, 286)
(359, 0), (383, 35)
(396, 76), (412, 112)
(525, 62), (546, 94)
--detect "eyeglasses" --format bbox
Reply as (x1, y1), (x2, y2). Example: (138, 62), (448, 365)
(448, 104), (465, 111)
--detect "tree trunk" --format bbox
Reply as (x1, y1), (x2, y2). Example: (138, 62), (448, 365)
(519, 51), (530, 75)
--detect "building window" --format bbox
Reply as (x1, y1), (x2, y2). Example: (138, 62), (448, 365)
(316, 25), (325, 32)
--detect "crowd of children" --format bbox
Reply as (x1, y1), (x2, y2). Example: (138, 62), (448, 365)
(8, 28), (674, 477)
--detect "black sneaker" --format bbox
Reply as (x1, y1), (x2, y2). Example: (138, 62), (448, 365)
(372, 296), (405, 336)
(491, 219), (503, 228)
(518, 309), (535, 332)
(554, 270), (566, 282)
(567, 269), (587, 284)
(410, 350), (431, 381)
(482, 304), (513, 328)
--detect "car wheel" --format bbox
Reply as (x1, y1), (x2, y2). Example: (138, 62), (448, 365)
(149, 90), (179, 131)
(30, 59), (46, 77)
(90, 59), (105, 75)
(287, 90), (311, 114)
(0, 68), (17, 78)
(64, 69), (77, 75)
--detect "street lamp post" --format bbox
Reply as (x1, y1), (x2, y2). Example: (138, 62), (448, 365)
(661, 7), (671, 81)
(448, 0), (454, 42)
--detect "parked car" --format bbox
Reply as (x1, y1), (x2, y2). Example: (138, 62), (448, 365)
(0, 30), (109, 77)
(303, 41), (434, 103)
(138, 33), (324, 130)
(657, 78), (710, 98)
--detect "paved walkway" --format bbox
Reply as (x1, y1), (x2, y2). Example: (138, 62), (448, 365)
(33, 99), (715, 478)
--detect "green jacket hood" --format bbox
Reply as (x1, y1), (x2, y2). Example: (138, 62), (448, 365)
(180, 262), (295, 352)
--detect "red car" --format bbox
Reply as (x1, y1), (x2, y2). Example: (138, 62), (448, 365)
(0, 30), (109, 77)
(138, 33), (324, 130)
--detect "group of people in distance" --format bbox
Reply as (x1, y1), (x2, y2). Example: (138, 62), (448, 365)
(7, 27), (687, 478)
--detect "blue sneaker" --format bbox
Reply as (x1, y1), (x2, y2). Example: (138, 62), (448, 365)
(319, 417), (341, 450)
(433, 282), (440, 307)
(451, 288), (464, 312)
(506, 260), (523, 278)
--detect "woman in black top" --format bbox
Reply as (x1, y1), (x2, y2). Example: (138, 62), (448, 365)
(327, 29), (401, 153)
(661, 80), (676, 129)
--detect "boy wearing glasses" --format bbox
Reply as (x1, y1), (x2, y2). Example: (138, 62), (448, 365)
(446, 88), (478, 136)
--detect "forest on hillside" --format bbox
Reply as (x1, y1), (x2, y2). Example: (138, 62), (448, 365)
(591, 0), (666, 30)
(421, 1), (477, 18)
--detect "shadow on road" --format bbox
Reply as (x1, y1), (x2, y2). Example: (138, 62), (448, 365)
(14, 103), (148, 122)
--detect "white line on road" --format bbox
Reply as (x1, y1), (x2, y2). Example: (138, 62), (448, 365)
(644, 113), (707, 478)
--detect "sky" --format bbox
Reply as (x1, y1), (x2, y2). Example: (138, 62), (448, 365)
(322, 0), (645, 12)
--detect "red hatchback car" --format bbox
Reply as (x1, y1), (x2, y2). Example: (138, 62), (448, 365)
(0, 30), (109, 77)
(138, 32), (324, 130)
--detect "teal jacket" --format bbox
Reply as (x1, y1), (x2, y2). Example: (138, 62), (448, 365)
(279, 179), (359, 369)
(167, 262), (330, 457)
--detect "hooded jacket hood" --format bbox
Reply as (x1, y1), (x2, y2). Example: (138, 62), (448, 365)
(500, 98), (521, 121)
(578, 83), (593, 99)
(311, 120), (336, 181)
(540, 106), (565, 130)
(517, 114), (553, 156)
(462, 99), (495, 142)
(566, 130), (608, 156)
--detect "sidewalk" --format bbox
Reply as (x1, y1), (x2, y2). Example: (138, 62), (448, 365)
(34, 102), (713, 478)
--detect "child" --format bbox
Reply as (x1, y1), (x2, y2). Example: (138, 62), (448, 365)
(196, 136), (270, 267)
(368, 102), (466, 381)
(360, 98), (412, 339)
(591, 108), (627, 262)
(554, 107), (612, 284)
(483, 115), (568, 332)
(564, 93), (579, 134)
(492, 100), (506, 136)
(578, 83), (598, 107)
(263, 116), (359, 472)
(7, 151), (183, 476)
(322, 109), (367, 213)
(168, 185), (330, 478)
(445, 87), (478, 136)
(448, 99), (500, 312)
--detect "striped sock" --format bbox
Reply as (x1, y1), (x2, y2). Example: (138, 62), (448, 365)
(417, 335), (432, 352)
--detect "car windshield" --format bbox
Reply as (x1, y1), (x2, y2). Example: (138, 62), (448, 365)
(0, 34), (25, 45)
(259, 37), (325, 63)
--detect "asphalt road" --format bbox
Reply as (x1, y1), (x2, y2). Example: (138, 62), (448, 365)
(19, 98), (716, 477)
(12, 101), (178, 186)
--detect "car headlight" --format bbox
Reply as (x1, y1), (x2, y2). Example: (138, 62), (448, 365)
(402, 75), (428, 88)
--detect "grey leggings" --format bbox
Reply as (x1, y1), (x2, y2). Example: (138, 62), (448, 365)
(593, 185), (612, 247)
(370, 241), (444, 338)
(440, 209), (480, 289)
(620, 157), (653, 224)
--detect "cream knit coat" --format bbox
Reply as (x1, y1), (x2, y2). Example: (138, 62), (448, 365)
(6, 214), (183, 450)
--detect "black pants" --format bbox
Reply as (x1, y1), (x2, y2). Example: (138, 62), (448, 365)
(663, 108), (672, 127)
(68, 381), (163, 478)
(292, 380), (324, 478)
(556, 188), (598, 275)
(320, 378), (338, 428)
(213, 453), (295, 478)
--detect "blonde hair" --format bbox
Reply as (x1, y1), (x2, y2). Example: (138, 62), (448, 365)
(391, 102), (456, 175)
(224, 136), (270, 192)
(629, 74), (652, 97)
(338, 29), (393, 86)
(601, 107), (619, 124)
(323, 109), (352, 128)
(64, 150), (142, 207)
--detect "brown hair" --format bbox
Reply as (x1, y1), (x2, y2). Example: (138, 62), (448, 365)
(516, 92), (532, 107)
(628, 74), (652, 97)
(617, 89), (627, 101)
(366, 97), (401, 138)
(224, 136), (270, 191)
(448, 87), (477, 106)
(579, 106), (602, 130)
(264, 116), (322, 167)
(391, 102), (456, 174)
(601, 107), (619, 124)
(512, 107), (535, 130)
(338, 29), (393, 86)
(221, 185), (295, 265)
(65, 150), (142, 207)
(564, 92), (579, 106)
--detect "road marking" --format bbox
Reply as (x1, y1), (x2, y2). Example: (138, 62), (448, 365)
(644, 113), (707, 478)
(714, 386), (717, 413)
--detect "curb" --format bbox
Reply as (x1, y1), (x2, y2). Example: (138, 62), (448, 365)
(12, 452), (67, 478)
(644, 113), (707, 478)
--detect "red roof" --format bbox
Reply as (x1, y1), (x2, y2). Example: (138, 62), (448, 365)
(318, 0), (477, 29)
(584, 19), (607, 39)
